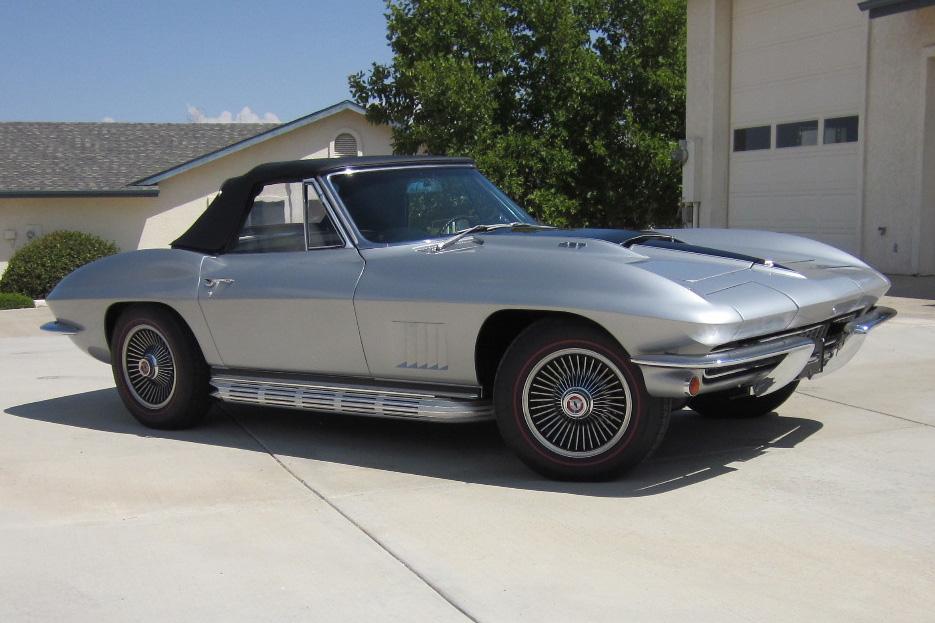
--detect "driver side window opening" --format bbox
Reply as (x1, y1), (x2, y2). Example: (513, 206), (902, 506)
(245, 182), (303, 228)
(231, 182), (343, 253)
(305, 188), (344, 249)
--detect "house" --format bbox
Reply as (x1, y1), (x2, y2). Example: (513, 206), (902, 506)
(0, 100), (393, 275)
(683, 0), (935, 275)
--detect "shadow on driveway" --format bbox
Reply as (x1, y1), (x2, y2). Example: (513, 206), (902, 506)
(886, 275), (935, 300)
(5, 388), (822, 498)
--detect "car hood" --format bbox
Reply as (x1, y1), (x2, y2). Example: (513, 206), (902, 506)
(490, 226), (848, 269)
(486, 227), (890, 336)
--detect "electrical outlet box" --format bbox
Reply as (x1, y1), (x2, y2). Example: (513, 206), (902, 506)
(681, 138), (702, 204)
(25, 225), (42, 241)
(3, 229), (16, 241)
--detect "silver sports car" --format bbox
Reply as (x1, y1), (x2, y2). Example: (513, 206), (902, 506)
(43, 156), (895, 480)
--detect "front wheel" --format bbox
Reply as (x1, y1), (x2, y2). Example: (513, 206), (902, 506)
(494, 319), (670, 481)
(110, 305), (211, 430)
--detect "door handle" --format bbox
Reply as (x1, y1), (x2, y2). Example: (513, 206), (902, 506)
(203, 278), (235, 288)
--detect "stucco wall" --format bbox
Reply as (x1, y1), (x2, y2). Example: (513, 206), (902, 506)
(685, 0), (733, 227)
(0, 196), (158, 276)
(862, 7), (935, 274)
(0, 110), (393, 278)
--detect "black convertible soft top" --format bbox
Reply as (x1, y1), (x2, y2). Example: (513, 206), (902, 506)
(171, 156), (475, 254)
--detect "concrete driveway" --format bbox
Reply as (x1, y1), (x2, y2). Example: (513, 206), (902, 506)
(1, 297), (933, 622)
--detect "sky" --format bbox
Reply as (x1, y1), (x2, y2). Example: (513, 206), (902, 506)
(0, 0), (393, 123)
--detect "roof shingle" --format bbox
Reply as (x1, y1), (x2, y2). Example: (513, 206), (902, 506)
(0, 122), (277, 195)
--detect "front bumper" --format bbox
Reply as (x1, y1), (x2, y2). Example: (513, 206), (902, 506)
(632, 306), (896, 398)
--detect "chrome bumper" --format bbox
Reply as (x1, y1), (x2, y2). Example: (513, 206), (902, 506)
(813, 306), (896, 377)
(40, 320), (82, 335)
(632, 306), (896, 398)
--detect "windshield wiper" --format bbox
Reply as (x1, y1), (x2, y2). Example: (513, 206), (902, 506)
(433, 222), (554, 253)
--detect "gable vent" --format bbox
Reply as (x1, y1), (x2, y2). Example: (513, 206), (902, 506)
(332, 133), (359, 158)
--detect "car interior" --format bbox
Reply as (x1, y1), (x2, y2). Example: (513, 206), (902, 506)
(231, 182), (342, 253)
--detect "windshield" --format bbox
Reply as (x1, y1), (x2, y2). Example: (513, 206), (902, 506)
(328, 166), (536, 244)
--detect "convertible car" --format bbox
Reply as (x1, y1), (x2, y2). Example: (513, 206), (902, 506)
(43, 156), (895, 480)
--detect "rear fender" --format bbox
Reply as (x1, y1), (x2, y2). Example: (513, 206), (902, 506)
(46, 250), (220, 365)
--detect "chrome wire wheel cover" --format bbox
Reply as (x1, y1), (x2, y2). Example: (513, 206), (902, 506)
(121, 324), (177, 409)
(522, 348), (633, 459)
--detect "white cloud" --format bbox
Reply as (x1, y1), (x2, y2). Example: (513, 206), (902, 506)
(186, 104), (280, 124)
(101, 116), (116, 123)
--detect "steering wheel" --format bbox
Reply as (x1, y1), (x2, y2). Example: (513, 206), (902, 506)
(442, 215), (473, 234)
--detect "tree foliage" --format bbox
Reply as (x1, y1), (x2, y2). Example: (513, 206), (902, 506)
(350, 0), (686, 228)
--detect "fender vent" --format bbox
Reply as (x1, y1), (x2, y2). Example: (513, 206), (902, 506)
(394, 321), (449, 370)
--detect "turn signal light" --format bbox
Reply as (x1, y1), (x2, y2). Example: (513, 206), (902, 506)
(688, 376), (702, 397)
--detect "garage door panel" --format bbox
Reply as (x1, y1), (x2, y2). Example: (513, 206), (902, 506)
(732, 27), (864, 92)
(730, 148), (860, 195)
(730, 192), (860, 254)
(730, 144), (860, 254)
(734, 0), (864, 52)
(731, 69), (864, 127)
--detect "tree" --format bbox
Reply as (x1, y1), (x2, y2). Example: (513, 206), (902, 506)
(350, 0), (686, 228)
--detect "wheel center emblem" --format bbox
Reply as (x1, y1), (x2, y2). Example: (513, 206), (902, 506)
(137, 354), (158, 379)
(561, 389), (592, 420)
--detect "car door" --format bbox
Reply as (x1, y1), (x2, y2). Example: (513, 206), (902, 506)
(197, 180), (369, 376)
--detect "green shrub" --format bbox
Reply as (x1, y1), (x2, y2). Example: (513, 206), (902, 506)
(0, 292), (35, 310)
(0, 231), (119, 299)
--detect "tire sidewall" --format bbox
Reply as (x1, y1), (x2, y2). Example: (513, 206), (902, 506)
(494, 321), (664, 479)
(110, 306), (207, 429)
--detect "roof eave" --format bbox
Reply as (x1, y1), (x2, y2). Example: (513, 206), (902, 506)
(131, 100), (368, 187)
(0, 188), (159, 198)
(858, 0), (935, 18)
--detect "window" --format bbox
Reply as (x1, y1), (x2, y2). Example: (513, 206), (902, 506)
(332, 132), (359, 158)
(824, 116), (859, 144)
(231, 182), (342, 253)
(777, 120), (819, 148)
(305, 193), (344, 249)
(734, 126), (771, 152)
(329, 167), (535, 244)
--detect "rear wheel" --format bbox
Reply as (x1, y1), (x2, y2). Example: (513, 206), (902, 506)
(689, 380), (799, 418)
(110, 305), (211, 429)
(494, 319), (670, 481)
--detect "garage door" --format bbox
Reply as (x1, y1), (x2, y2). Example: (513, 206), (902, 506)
(728, 0), (866, 254)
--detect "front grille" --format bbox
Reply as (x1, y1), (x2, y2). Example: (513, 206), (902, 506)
(703, 355), (784, 382)
(710, 310), (863, 379)
(715, 310), (861, 353)
(761, 323), (829, 365)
